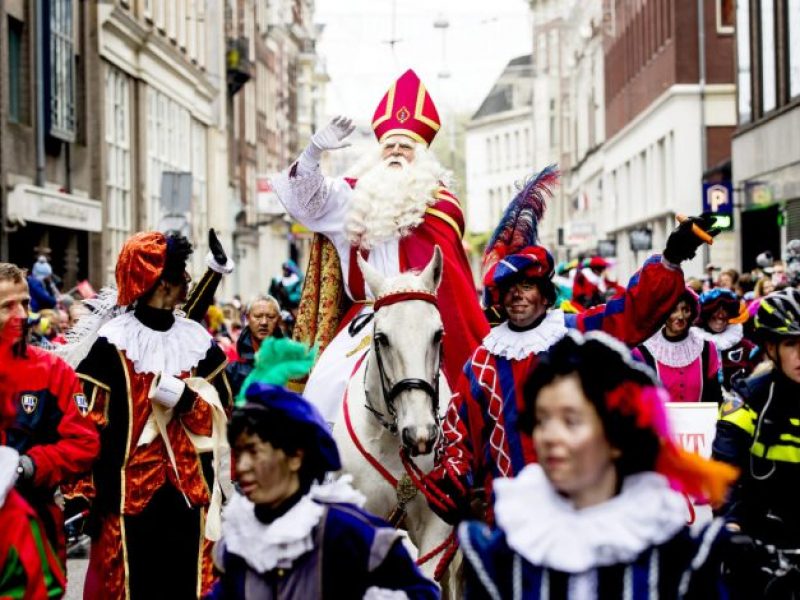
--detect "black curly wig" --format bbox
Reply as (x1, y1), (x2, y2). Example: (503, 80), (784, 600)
(519, 331), (664, 479)
(160, 232), (193, 285)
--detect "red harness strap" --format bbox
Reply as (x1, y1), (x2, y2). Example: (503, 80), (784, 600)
(343, 353), (399, 488)
(373, 290), (438, 311)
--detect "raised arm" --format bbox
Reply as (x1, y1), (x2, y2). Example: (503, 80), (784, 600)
(567, 214), (721, 347)
(271, 116), (356, 225)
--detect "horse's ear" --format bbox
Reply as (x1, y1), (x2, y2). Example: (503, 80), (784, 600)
(358, 252), (384, 297)
(421, 246), (443, 292)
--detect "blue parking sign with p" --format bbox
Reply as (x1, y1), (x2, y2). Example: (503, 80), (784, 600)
(702, 182), (733, 214)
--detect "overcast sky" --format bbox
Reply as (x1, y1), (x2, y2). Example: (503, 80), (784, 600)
(314, 0), (532, 125)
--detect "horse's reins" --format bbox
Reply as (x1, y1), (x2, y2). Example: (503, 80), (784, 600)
(343, 288), (457, 580)
(365, 290), (443, 434)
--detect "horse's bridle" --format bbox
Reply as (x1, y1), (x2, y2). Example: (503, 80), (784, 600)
(364, 290), (443, 434)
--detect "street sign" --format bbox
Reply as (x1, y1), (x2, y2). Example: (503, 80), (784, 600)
(711, 213), (734, 231)
(160, 172), (193, 214)
(629, 227), (653, 252)
(256, 175), (285, 215)
(597, 239), (617, 258)
(702, 181), (733, 214)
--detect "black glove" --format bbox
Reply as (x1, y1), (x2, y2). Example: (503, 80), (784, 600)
(663, 213), (721, 264)
(208, 228), (228, 266)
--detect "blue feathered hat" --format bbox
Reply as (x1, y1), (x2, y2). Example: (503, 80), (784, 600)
(239, 382), (341, 474)
(482, 165), (559, 306)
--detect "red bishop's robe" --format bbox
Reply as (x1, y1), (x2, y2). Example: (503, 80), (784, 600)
(294, 184), (489, 388)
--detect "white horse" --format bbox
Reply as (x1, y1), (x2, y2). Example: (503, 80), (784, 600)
(333, 246), (461, 593)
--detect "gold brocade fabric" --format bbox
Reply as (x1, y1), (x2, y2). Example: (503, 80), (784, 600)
(290, 234), (350, 390)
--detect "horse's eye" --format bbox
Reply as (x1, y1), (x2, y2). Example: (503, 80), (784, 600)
(374, 332), (388, 346)
(433, 330), (443, 344)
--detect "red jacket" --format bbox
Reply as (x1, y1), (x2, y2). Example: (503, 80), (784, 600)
(2, 346), (99, 488)
(1, 345), (100, 562)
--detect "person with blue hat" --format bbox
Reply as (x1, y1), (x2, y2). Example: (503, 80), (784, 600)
(208, 338), (437, 599)
(424, 167), (721, 525)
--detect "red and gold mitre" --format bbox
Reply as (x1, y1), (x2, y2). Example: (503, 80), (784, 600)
(371, 69), (440, 147)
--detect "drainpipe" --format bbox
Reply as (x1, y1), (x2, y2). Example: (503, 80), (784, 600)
(697, 0), (707, 176)
(697, 0), (709, 266)
(35, 0), (46, 187)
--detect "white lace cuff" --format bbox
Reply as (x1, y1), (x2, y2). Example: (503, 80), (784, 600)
(206, 252), (235, 275)
(270, 165), (328, 221)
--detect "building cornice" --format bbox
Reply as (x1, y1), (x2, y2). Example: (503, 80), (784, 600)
(604, 84), (736, 151)
(466, 107), (534, 130)
(97, 5), (218, 123)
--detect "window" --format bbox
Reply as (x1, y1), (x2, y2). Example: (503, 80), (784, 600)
(196, 0), (206, 68)
(49, 0), (76, 141)
(760, 0), (776, 113)
(736, 0), (752, 122)
(166, 0), (176, 40)
(485, 138), (492, 173)
(105, 66), (132, 277)
(549, 98), (557, 149)
(504, 133), (510, 167)
(790, 0), (800, 98)
(146, 87), (191, 228)
(717, 0), (734, 33)
(514, 131), (520, 167)
(524, 128), (530, 165)
(191, 120), (208, 262)
(177, 0), (186, 48)
(7, 17), (24, 124)
(155, 0), (165, 30)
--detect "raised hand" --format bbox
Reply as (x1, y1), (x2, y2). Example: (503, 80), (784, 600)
(208, 228), (228, 266)
(310, 116), (355, 152)
(663, 213), (721, 264)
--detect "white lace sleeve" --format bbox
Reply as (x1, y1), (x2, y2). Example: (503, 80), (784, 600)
(271, 162), (329, 221)
(270, 164), (352, 238)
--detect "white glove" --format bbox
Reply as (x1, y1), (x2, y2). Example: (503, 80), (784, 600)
(149, 373), (186, 409)
(299, 116), (355, 171)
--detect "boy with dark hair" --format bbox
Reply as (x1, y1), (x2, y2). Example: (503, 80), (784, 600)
(209, 341), (437, 599)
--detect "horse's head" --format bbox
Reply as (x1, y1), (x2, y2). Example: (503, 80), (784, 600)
(358, 246), (444, 456)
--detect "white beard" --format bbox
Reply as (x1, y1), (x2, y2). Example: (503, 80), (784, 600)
(345, 146), (449, 249)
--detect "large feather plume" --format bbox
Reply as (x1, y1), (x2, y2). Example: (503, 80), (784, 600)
(55, 287), (122, 368)
(236, 337), (318, 406)
(482, 165), (559, 273)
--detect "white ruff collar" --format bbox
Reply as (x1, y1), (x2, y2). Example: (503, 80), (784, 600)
(483, 310), (568, 360)
(494, 464), (687, 573)
(641, 328), (705, 368)
(98, 311), (212, 376)
(693, 324), (743, 351)
(0, 446), (20, 508)
(221, 476), (366, 573)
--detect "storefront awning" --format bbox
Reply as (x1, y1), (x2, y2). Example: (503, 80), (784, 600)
(7, 184), (102, 232)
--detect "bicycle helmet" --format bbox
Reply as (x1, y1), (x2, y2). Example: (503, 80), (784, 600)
(753, 289), (800, 341)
